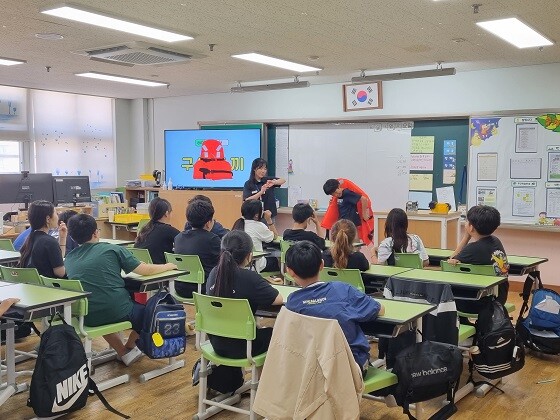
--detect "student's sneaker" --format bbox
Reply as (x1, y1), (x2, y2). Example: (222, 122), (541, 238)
(121, 346), (143, 366)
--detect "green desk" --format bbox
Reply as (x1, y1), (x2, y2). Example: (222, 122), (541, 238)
(272, 284), (298, 302)
(105, 221), (138, 240)
(0, 250), (20, 265)
(99, 238), (135, 246)
(425, 247), (548, 275)
(123, 269), (187, 292)
(271, 236), (363, 248)
(252, 251), (270, 259)
(0, 283), (89, 406)
(361, 265), (413, 293)
(0, 281), (13, 287)
(392, 269), (506, 300)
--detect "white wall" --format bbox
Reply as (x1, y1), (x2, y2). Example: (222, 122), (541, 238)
(150, 62), (560, 170)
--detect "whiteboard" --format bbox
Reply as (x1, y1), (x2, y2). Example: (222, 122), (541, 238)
(287, 123), (412, 211)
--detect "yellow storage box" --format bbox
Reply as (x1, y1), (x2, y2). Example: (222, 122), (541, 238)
(113, 213), (150, 223)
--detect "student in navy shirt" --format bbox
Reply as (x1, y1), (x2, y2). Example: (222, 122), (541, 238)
(283, 203), (326, 250)
(285, 241), (384, 374)
(183, 195), (229, 239)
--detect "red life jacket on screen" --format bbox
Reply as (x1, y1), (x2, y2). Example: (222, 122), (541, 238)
(193, 139), (233, 180)
(321, 178), (374, 245)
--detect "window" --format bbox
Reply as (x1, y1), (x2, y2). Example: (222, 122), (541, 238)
(0, 140), (21, 172)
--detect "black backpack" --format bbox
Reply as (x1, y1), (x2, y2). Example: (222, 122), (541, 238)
(136, 289), (187, 359)
(516, 271), (560, 354)
(471, 298), (525, 380)
(27, 314), (129, 418)
(392, 341), (463, 420)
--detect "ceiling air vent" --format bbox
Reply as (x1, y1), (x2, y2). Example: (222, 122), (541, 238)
(73, 41), (195, 66)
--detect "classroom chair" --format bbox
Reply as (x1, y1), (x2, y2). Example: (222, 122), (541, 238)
(128, 247), (153, 264)
(394, 252), (423, 269)
(319, 268), (365, 293)
(164, 252), (204, 304)
(40, 276), (131, 391)
(136, 218), (149, 233)
(279, 239), (295, 284)
(440, 261), (516, 315)
(0, 266), (42, 285)
(193, 293), (265, 420)
(0, 239), (16, 251)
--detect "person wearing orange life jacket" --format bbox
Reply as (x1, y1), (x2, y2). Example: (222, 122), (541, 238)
(322, 178), (374, 245)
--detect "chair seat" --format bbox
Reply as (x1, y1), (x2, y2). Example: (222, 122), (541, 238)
(458, 324), (476, 342)
(363, 367), (398, 394)
(75, 320), (132, 339)
(200, 342), (267, 368)
(504, 302), (515, 313)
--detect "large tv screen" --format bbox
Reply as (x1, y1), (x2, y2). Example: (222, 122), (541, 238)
(164, 129), (261, 189)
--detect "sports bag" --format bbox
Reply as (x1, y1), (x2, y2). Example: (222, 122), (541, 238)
(137, 289), (187, 359)
(516, 271), (560, 354)
(471, 298), (525, 380)
(28, 314), (128, 418)
(392, 341), (463, 420)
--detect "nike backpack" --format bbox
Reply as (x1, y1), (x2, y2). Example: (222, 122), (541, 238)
(28, 314), (129, 418)
(516, 271), (560, 354)
(137, 289), (187, 359)
(471, 298), (525, 380)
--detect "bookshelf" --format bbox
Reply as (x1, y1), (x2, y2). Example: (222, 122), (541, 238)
(125, 187), (160, 208)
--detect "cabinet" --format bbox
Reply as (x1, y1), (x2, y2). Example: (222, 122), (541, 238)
(125, 188), (160, 207)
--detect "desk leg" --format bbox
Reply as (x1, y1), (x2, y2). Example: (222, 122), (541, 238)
(414, 318), (424, 420)
(441, 220), (447, 249)
(63, 303), (72, 323)
(112, 225), (117, 240)
(373, 216), (379, 248)
(0, 321), (17, 406)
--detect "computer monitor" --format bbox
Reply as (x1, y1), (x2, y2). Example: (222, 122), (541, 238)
(52, 176), (92, 206)
(0, 172), (54, 209)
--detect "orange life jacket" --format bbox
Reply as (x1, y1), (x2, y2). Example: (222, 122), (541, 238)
(193, 139), (233, 180)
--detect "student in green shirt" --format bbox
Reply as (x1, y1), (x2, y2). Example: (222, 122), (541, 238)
(65, 214), (177, 366)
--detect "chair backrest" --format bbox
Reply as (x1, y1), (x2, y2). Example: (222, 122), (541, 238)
(0, 238), (15, 251)
(41, 276), (88, 316)
(193, 293), (256, 340)
(137, 218), (150, 233)
(319, 268), (365, 293)
(0, 266), (42, 285)
(440, 261), (495, 275)
(279, 240), (295, 264)
(394, 252), (423, 269)
(129, 247), (153, 264)
(164, 252), (204, 284)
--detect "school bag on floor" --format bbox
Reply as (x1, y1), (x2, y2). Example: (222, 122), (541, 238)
(516, 271), (560, 354)
(470, 298), (525, 381)
(391, 341), (463, 420)
(28, 314), (129, 418)
(137, 289), (187, 359)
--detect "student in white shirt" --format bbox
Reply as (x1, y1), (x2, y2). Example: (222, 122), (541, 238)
(232, 199), (279, 272)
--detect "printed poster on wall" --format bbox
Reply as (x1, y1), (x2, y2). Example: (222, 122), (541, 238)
(410, 136), (435, 154)
(442, 140), (456, 185)
(515, 123), (538, 153)
(546, 188), (560, 218)
(477, 153), (498, 181)
(409, 173), (433, 191)
(510, 157), (542, 179)
(477, 186), (497, 207)
(548, 152), (560, 181)
(512, 187), (535, 217)
(410, 154), (434, 171)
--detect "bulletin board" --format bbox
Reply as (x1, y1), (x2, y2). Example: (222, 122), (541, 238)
(467, 113), (560, 225)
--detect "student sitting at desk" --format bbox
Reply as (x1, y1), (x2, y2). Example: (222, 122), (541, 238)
(233, 200), (280, 273)
(183, 195), (229, 238)
(65, 214), (177, 366)
(285, 241), (384, 374)
(0, 298), (20, 317)
(448, 205), (509, 304)
(376, 208), (429, 266)
(134, 197), (180, 264)
(322, 219), (370, 271)
(14, 209), (78, 252)
(18, 200), (67, 278)
(283, 203), (326, 250)
(174, 199), (221, 297)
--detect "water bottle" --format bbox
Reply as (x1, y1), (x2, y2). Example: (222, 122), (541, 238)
(167, 178), (173, 190)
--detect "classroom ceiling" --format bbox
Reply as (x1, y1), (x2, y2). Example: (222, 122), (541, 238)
(0, 0), (559, 99)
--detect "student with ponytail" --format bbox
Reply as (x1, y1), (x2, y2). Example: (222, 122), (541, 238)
(376, 208), (428, 266)
(18, 200), (66, 278)
(134, 197), (180, 264)
(206, 230), (282, 358)
(322, 219), (369, 271)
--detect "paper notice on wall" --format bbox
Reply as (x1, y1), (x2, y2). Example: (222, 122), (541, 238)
(436, 186), (456, 211)
(477, 153), (498, 181)
(548, 152), (560, 181)
(443, 169), (456, 185)
(546, 188), (560, 218)
(275, 126), (289, 179)
(512, 187), (535, 217)
(410, 154), (434, 171)
(515, 124), (538, 153)
(288, 185), (302, 207)
(510, 157), (542, 179)
(410, 136), (435, 154)
(477, 186), (497, 207)
(409, 173), (433, 191)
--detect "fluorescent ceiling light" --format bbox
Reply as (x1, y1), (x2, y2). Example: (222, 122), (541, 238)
(42, 5), (192, 43)
(75, 72), (168, 87)
(232, 53), (321, 73)
(476, 18), (553, 48)
(0, 57), (26, 66)
(231, 81), (310, 93)
(351, 68), (455, 83)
